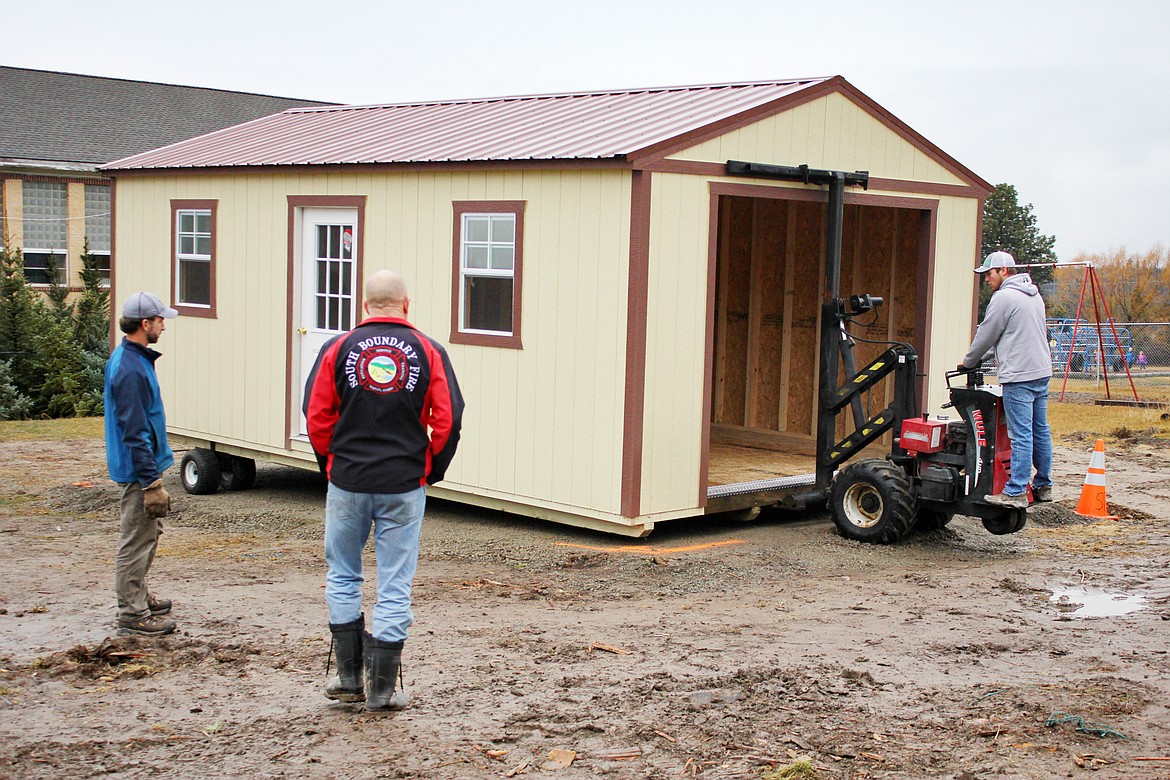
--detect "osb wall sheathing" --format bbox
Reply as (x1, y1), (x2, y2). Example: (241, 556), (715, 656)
(711, 196), (923, 446)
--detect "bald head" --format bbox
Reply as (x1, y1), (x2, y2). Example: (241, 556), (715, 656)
(364, 270), (410, 318)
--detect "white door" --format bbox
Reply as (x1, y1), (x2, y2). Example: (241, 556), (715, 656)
(296, 208), (358, 436)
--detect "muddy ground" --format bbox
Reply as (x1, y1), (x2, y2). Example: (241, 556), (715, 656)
(1, 429), (1168, 780)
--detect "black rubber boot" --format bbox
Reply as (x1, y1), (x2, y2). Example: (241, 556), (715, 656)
(324, 616), (365, 702)
(363, 632), (408, 713)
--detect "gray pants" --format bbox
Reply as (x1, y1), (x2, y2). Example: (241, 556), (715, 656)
(115, 482), (162, 622)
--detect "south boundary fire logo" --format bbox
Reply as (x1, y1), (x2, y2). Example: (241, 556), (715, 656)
(356, 346), (410, 393)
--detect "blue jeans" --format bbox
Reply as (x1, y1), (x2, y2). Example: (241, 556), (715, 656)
(1001, 378), (1053, 496)
(324, 484), (425, 643)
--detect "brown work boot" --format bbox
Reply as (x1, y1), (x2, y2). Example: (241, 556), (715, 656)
(1033, 486), (1054, 503)
(985, 492), (1028, 509)
(147, 594), (172, 615)
(117, 614), (177, 637)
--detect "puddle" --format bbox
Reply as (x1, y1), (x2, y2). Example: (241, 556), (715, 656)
(1049, 586), (1148, 618)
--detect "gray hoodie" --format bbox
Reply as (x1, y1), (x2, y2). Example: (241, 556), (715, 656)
(962, 273), (1052, 383)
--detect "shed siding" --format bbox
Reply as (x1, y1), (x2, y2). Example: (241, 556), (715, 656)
(670, 92), (967, 187)
(926, 194), (981, 410)
(113, 168), (632, 519)
(642, 172), (712, 515)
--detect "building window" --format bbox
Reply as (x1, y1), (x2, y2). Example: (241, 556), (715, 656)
(84, 184), (112, 286)
(21, 252), (67, 286)
(451, 201), (524, 349)
(171, 200), (217, 317)
(22, 181), (68, 284)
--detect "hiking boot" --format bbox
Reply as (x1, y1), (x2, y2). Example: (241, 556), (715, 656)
(325, 615), (365, 703)
(1033, 486), (1054, 503)
(363, 632), (408, 713)
(985, 492), (1029, 509)
(117, 614), (177, 637)
(148, 594), (172, 615)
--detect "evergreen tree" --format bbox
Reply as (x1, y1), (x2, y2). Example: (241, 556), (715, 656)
(980, 184), (1057, 316)
(43, 252), (73, 316)
(0, 243), (107, 418)
(34, 321), (96, 417)
(0, 245), (51, 402)
(0, 358), (33, 421)
(74, 238), (112, 356)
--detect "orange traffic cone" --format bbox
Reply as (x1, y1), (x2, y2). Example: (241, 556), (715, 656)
(1075, 439), (1118, 520)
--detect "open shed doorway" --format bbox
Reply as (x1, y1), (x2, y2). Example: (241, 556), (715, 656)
(704, 190), (933, 508)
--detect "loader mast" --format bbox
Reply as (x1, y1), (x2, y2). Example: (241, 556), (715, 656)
(725, 162), (891, 492)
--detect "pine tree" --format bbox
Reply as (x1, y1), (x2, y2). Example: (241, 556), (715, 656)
(43, 252), (73, 316)
(74, 238), (112, 357)
(0, 358), (33, 421)
(980, 184), (1057, 316)
(0, 245), (51, 403)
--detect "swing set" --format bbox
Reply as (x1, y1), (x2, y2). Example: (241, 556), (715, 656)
(1018, 260), (1139, 402)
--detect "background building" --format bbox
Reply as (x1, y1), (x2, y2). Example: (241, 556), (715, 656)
(0, 66), (332, 290)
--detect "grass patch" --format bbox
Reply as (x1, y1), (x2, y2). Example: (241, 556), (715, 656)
(1048, 401), (1170, 444)
(157, 533), (264, 559)
(0, 417), (103, 442)
(1052, 377), (1170, 402)
(763, 760), (821, 779)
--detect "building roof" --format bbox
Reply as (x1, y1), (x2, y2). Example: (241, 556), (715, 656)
(0, 66), (334, 168)
(103, 78), (834, 170)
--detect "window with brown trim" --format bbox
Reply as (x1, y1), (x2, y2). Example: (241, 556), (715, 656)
(450, 201), (524, 349)
(171, 199), (217, 318)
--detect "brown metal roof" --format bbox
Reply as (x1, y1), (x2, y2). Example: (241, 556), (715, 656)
(101, 79), (833, 170)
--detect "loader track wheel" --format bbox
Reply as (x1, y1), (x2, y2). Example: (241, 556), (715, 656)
(914, 508), (954, 532)
(982, 508), (1028, 535)
(830, 459), (916, 544)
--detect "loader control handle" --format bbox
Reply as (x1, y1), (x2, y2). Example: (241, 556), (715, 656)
(946, 366), (983, 389)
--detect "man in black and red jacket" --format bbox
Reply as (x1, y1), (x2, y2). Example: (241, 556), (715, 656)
(304, 269), (463, 713)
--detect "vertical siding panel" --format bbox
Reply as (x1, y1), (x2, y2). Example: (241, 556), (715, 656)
(591, 171), (629, 509)
(549, 173), (580, 504)
(645, 173), (686, 511)
(569, 172), (601, 507)
(821, 93), (843, 171)
(834, 95), (859, 171)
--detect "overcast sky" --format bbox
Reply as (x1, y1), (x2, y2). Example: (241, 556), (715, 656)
(5, 0), (1167, 259)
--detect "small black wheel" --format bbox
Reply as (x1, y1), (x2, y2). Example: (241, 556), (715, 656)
(217, 454), (256, 491)
(829, 458), (916, 544)
(180, 449), (222, 495)
(915, 507), (954, 532)
(982, 508), (1028, 535)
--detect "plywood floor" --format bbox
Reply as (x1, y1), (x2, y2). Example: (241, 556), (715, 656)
(707, 429), (817, 487)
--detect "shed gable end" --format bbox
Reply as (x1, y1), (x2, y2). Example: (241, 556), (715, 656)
(667, 92), (970, 188)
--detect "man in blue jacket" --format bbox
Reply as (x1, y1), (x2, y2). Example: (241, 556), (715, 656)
(960, 251), (1054, 509)
(104, 292), (179, 636)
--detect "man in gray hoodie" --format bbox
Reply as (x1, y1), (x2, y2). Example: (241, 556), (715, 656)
(959, 251), (1054, 509)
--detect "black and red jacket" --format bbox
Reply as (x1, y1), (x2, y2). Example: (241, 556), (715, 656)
(304, 317), (464, 494)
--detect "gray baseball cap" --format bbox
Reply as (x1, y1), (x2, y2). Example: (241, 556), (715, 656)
(975, 251), (1016, 274)
(122, 291), (178, 319)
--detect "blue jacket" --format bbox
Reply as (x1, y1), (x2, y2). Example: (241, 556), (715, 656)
(104, 339), (174, 485)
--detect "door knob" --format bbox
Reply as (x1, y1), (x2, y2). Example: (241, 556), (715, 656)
(297, 327), (308, 335)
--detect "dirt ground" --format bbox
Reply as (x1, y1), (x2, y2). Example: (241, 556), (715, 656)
(1, 429), (1169, 780)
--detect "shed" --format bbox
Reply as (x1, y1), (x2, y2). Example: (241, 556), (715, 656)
(102, 76), (990, 536)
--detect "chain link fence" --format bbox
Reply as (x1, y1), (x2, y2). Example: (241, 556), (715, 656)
(983, 321), (1170, 402)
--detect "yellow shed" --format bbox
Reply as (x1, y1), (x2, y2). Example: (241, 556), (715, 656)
(102, 77), (990, 536)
